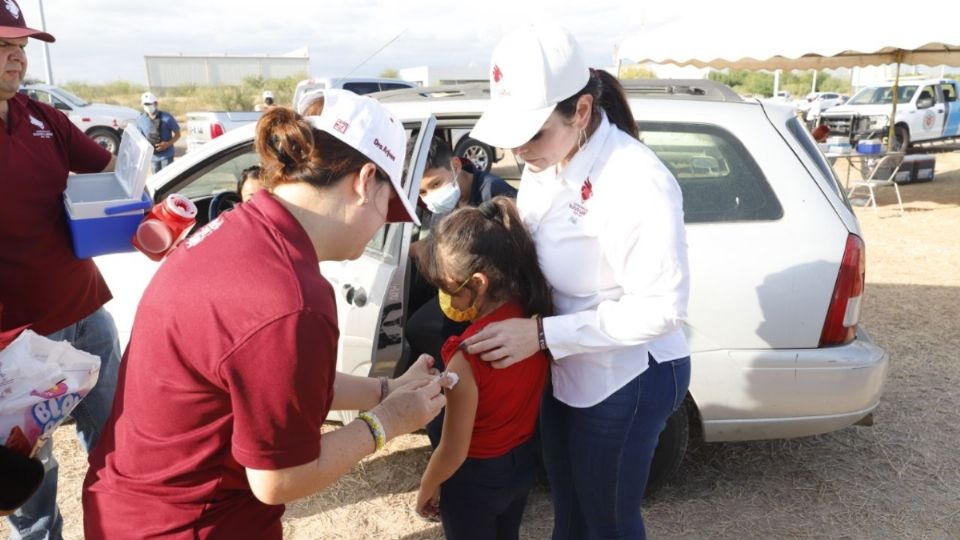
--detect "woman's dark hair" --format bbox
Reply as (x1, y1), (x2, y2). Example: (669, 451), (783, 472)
(415, 196), (553, 317)
(236, 165), (262, 194)
(555, 68), (639, 140)
(254, 104), (388, 190)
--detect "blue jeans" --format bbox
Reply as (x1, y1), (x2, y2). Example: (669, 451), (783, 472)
(440, 438), (539, 540)
(151, 155), (172, 173)
(541, 354), (691, 540)
(6, 308), (121, 540)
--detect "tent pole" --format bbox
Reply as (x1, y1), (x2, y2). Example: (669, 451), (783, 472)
(887, 51), (903, 152)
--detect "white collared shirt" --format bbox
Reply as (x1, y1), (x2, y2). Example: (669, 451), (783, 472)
(518, 113), (690, 407)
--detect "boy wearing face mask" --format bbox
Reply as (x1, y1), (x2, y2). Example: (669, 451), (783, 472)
(418, 136), (516, 215)
(136, 92), (181, 173)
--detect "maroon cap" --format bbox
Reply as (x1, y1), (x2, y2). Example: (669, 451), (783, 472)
(0, 0), (55, 43)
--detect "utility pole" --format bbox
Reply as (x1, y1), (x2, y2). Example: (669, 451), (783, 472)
(36, 0), (53, 84)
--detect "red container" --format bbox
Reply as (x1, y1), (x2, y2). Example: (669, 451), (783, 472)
(132, 194), (197, 261)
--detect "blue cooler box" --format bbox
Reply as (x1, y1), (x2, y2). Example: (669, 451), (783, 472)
(856, 139), (883, 154)
(64, 128), (154, 259)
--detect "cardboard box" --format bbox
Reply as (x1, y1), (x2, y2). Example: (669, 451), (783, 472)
(64, 128), (154, 259)
(893, 154), (936, 184)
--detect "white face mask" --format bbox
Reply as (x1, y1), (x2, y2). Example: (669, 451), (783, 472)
(143, 104), (157, 114)
(422, 179), (461, 215)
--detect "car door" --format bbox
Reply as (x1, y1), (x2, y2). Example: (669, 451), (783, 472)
(319, 116), (436, 384)
(940, 82), (960, 138)
(913, 84), (943, 141)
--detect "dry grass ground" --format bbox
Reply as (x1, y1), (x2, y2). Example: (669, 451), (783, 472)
(4, 153), (959, 540)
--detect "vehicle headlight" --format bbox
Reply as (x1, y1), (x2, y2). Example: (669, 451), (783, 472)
(866, 115), (888, 129)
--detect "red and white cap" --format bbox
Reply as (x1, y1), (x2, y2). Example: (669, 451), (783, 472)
(0, 0), (54, 42)
(471, 25), (589, 149)
(304, 89), (418, 225)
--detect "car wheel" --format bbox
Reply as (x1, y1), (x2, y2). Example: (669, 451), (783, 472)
(88, 128), (121, 155)
(645, 401), (690, 496)
(455, 137), (494, 173)
(894, 125), (910, 152)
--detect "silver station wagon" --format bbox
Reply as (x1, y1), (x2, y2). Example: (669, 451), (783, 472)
(94, 80), (888, 491)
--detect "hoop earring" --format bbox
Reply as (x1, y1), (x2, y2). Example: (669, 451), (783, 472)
(578, 128), (586, 152)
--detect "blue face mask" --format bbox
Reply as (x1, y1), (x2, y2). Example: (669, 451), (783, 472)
(422, 179), (461, 215)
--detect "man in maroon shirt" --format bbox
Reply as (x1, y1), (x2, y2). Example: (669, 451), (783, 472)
(1, 2), (122, 538)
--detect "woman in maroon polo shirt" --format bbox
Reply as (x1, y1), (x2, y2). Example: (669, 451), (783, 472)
(83, 91), (446, 539)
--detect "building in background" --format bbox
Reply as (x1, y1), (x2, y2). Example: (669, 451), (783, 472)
(144, 48), (309, 88)
(398, 65), (487, 87)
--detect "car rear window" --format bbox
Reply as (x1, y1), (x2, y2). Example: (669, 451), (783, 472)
(638, 122), (783, 223)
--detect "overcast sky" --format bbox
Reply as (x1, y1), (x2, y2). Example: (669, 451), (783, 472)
(18, 0), (674, 85)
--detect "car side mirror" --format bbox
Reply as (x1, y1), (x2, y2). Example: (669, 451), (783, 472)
(917, 98), (934, 109)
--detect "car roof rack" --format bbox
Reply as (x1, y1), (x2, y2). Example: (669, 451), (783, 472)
(370, 79), (741, 103)
(621, 79), (742, 102)
(371, 82), (490, 102)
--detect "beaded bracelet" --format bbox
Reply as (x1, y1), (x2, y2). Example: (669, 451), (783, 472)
(358, 411), (386, 452)
(534, 315), (548, 352)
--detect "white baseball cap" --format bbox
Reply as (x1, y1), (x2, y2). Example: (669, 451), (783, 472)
(471, 25), (589, 149)
(304, 89), (418, 225)
(296, 88), (324, 115)
(140, 92), (158, 105)
(262, 90), (274, 100)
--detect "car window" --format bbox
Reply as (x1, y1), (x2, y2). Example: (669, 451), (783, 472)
(343, 82), (382, 95)
(941, 83), (958, 103)
(165, 145), (396, 252)
(639, 122), (783, 223)
(848, 85), (917, 105)
(380, 83), (412, 91)
(25, 89), (69, 110)
(785, 116), (850, 209)
(918, 86), (937, 104)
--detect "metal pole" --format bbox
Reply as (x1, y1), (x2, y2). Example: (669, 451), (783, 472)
(36, 0), (53, 84)
(811, 69), (817, 93)
(886, 51), (902, 152)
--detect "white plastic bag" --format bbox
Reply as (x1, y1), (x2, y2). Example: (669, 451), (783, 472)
(0, 330), (101, 457)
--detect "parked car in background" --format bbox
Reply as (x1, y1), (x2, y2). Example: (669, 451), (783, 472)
(94, 80), (888, 494)
(818, 78), (960, 150)
(19, 83), (139, 154)
(798, 91), (848, 124)
(291, 76), (417, 108)
(185, 111), (262, 153)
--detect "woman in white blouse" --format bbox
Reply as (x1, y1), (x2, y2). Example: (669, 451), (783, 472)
(461, 25), (691, 539)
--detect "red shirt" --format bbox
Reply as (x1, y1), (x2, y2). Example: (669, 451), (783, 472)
(442, 301), (548, 459)
(83, 191), (338, 539)
(0, 94), (112, 335)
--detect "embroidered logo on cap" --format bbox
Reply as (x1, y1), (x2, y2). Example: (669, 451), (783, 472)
(4, 0), (20, 19)
(373, 138), (396, 162)
(581, 178), (593, 202)
(333, 119), (349, 134)
(492, 65), (503, 83)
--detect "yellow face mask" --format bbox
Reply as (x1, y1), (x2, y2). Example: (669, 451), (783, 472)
(438, 277), (479, 323)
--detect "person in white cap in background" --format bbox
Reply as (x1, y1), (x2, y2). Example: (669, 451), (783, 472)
(460, 25), (691, 539)
(255, 90), (275, 111)
(82, 90), (450, 539)
(1, 1), (123, 537)
(136, 91), (180, 172)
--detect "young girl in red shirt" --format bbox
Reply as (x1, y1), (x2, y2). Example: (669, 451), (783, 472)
(413, 196), (552, 540)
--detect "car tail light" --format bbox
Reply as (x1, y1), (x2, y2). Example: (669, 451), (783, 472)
(820, 234), (865, 347)
(210, 123), (225, 139)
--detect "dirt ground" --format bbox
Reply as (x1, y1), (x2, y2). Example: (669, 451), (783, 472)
(4, 153), (960, 539)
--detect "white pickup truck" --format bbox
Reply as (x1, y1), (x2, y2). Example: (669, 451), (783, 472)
(818, 78), (960, 150)
(18, 83), (139, 154)
(185, 111), (262, 153)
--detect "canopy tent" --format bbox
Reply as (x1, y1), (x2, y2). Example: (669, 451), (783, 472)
(616, 8), (960, 149)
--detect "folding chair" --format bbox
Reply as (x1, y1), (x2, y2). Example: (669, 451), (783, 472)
(847, 153), (904, 215)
